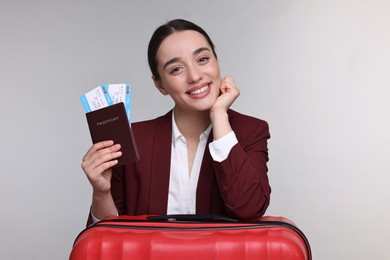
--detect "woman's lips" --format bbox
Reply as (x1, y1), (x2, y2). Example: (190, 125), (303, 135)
(188, 85), (209, 95)
(187, 82), (211, 95)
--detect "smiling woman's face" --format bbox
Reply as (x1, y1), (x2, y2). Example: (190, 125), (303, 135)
(153, 30), (222, 113)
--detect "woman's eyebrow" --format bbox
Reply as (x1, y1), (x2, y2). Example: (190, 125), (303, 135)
(193, 47), (211, 55)
(162, 47), (211, 70)
(163, 57), (180, 70)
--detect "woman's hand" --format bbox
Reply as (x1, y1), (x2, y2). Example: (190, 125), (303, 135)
(81, 140), (122, 194)
(210, 76), (240, 114)
(210, 76), (240, 139)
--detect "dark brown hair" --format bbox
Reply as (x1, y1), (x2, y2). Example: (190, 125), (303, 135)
(147, 19), (217, 80)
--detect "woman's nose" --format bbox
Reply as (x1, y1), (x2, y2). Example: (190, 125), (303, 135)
(186, 65), (202, 83)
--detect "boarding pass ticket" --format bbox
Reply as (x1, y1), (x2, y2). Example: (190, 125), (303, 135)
(80, 83), (132, 122)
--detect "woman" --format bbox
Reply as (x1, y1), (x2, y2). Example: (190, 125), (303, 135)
(82, 19), (271, 226)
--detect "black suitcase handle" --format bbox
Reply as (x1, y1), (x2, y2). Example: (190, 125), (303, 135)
(147, 214), (239, 222)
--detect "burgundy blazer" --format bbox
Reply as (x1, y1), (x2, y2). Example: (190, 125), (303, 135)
(87, 109), (270, 226)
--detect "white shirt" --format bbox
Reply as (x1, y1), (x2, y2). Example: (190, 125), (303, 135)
(167, 112), (238, 214)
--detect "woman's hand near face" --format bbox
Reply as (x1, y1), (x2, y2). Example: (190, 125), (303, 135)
(210, 76), (240, 114)
(210, 76), (240, 139)
(81, 140), (122, 194)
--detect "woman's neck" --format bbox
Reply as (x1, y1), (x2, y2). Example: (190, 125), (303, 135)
(173, 108), (210, 139)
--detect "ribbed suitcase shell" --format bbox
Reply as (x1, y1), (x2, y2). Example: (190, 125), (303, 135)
(70, 215), (311, 260)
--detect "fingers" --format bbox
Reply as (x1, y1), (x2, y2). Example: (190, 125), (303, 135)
(220, 76), (240, 96)
(81, 140), (122, 174)
(211, 76), (240, 113)
(83, 140), (114, 161)
(81, 140), (123, 192)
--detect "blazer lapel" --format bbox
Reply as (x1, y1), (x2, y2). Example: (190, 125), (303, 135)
(196, 132), (217, 213)
(148, 111), (172, 214)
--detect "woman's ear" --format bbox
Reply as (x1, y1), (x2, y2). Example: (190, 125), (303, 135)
(152, 76), (169, 95)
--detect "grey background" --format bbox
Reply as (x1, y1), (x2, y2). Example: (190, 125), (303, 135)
(1, 0), (389, 259)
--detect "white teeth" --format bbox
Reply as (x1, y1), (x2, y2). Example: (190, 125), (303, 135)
(189, 85), (208, 95)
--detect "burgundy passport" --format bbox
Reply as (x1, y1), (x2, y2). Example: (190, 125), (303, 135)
(86, 103), (139, 166)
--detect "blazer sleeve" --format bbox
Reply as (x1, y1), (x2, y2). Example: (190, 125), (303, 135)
(212, 117), (271, 221)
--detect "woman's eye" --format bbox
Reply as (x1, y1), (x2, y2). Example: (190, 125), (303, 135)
(170, 67), (182, 74)
(198, 56), (210, 63)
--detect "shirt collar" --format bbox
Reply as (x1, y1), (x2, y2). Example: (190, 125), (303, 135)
(171, 110), (212, 147)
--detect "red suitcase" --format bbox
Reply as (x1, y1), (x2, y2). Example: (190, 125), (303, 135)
(70, 215), (311, 260)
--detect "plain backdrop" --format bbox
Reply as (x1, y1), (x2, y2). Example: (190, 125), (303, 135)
(1, 0), (389, 259)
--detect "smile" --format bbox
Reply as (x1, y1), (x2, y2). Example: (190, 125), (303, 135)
(188, 85), (209, 95)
